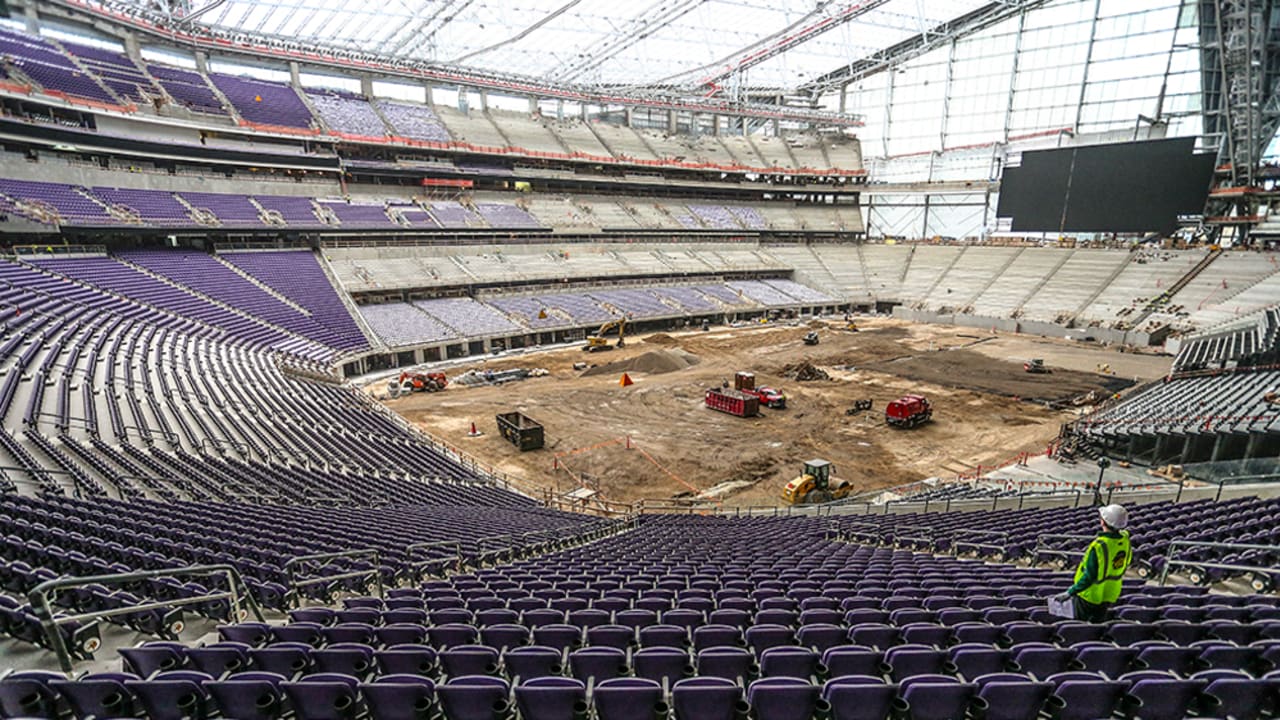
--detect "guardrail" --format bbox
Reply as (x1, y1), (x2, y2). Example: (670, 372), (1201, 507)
(892, 524), (936, 550)
(951, 528), (1012, 559)
(30, 564), (264, 673)
(1156, 540), (1280, 587)
(285, 549), (383, 607)
(1032, 533), (1098, 567)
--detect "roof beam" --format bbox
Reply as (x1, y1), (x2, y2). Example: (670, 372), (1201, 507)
(546, 0), (708, 83)
(684, 0), (895, 91)
(799, 0), (1052, 96)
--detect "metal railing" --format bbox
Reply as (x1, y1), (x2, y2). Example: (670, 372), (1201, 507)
(285, 549), (383, 607)
(29, 564), (264, 673)
(951, 528), (1012, 558)
(1032, 533), (1098, 566)
(892, 524), (936, 550)
(407, 540), (464, 581)
(1156, 540), (1280, 587)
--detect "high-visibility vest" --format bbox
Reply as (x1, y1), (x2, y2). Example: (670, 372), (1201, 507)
(1074, 531), (1131, 605)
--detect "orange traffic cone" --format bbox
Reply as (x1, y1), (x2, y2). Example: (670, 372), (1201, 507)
(619, 373), (634, 387)
(467, 422), (482, 437)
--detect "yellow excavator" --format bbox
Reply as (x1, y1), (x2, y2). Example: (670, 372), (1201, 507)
(584, 317), (628, 352)
(781, 459), (853, 505)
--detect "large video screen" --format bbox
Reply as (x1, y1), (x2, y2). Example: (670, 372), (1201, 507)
(995, 137), (1216, 234)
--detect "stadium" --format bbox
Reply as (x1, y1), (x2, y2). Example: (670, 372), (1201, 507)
(0, 0), (1278, 717)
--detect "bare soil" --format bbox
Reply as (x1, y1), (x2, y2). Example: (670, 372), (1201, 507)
(373, 319), (1173, 508)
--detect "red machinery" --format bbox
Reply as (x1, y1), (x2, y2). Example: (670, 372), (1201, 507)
(396, 371), (448, 393)
(705, 387), (760, 417)
(733, 372), (786, 409)
(885, 394), (932, 428)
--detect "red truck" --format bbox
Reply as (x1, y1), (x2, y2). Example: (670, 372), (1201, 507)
(885, 394), (932, 428)
(705, 388), (760, 417)
(733, 372), (786, 409)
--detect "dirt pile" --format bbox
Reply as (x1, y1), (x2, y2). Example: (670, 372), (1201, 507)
(581, 348), (701, 377)
(782, 361), (830, 381)
(643, 333), (678, 346)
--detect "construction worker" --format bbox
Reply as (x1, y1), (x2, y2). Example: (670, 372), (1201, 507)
(1056, 504), (1131, 622)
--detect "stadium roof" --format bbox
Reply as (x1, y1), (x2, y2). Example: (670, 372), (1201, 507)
(110, 0), (1001, 91)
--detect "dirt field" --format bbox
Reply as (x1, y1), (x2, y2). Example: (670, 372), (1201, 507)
(372, 319), (1174, 508)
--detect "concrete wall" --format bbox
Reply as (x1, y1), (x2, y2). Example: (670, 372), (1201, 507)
(891, 306), (1154, 346)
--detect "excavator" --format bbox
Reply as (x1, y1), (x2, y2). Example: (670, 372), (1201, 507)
(781, 459), (853, 505)
(584, 317), (628, 352)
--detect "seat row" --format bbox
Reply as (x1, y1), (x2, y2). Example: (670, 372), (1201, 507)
(123, 636), (1280, 685)
(4, 667), (1276, 720)
(283, 598), (1280, 630)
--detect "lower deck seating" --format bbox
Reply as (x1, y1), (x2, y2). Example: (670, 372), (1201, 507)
(5, 513), (1275, 720)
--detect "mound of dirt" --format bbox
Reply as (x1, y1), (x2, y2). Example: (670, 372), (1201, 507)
(782, 361), (830, 381)
(582, 348), (701, 377)
(643, 333), (678, 346)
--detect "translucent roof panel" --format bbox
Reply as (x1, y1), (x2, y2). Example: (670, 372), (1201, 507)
(127, 0), (995, 90)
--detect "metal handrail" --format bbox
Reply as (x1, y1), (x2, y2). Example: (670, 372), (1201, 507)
(1032, 533), (1098, 564)
(892, 524), (936, 549)
(951, 528), (1012, 556)
(407, 540), (464, 580)
(284, 549), (383, 606)
(1157, 540), (1280, 586)
(29, 563), (264, 673)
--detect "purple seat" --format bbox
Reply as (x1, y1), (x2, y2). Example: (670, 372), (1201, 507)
(282, 672), (360, 720)
(1051, 622), (1107, 645)
(972, 673), (1053, 720)
(360, 674), (435, 720)
(662, 608), (705, 630)
(272, 622), (324, 647)
(436, 675), (511, 720)
(206, 671), (287, 720)
(587, 624), (635, 650)
(946, 643), (1008, 681)
(900, 623), (952, 647)
(1069, 641), (1136, 678)
(1116, 670), (1206, 719)
(428, 623), (479, 648)
(1009, 643), (1073, 679)
(374, 644), (437, 676)
(823, 645), (884, 679)
(634, 646), (694, 684)
(218, 622), (272, 647)
(186, 642), (252, 677)
(375, 623), (428, 647)
(480, 623), (530, 650)
(693, 624), (743, 651)
(290, 607), (337, 625)
(747, 624), (796, 654)
(250, 642), (314, 678)
(1193, 669), (1268, 720)
(1044, 671), (1127, 720)
(440, 645), (500, 677)
(884, 644), (947, 682)
(1153, 620), (1208, 645)
(594, 677), (666, 720)
(797, 623), (846, 652)
(51, 672), (140, 720)
(849, 623), (900, 650)
(760, 646), (820, 679)
(672, 676), (744, 720)
(568, 646), (627, 682)
(119, 641), (188, 677)
(1105, 623), (1160, 646)
(312, 643), (376, 677)
(532, 624), (582, 652)
(822, 675), (899, 720)
(0, 670), (69, 718)
(638, 623), (688, 648)
(897, 675), (976, 720)
(503, 645), (564, 681)
(747, 677), (821, 720)
(951, 623), (1003, 645)
(698, 646), (756, 682)
(513, 677), (587, 720)
(1132, 641), (1200, 675)
(125, 670), (214, 720)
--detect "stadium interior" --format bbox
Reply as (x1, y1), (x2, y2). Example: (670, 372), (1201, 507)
(0, 0), (1279, 719)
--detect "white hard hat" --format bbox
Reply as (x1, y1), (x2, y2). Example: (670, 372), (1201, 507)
(1099, 504), (1129, 530)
